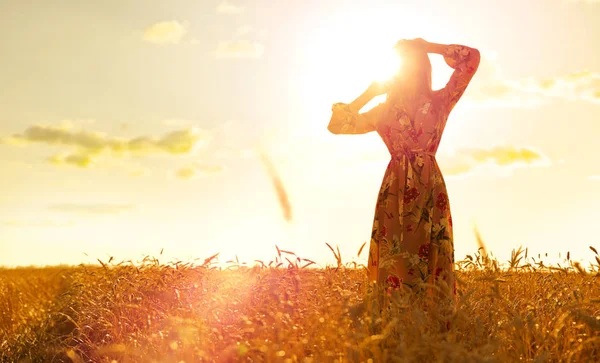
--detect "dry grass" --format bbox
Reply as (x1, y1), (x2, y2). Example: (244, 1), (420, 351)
(1, 245), (599, 362)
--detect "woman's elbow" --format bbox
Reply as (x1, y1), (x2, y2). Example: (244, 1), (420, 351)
(327, 120), (340, 134)
(470, 48), (481, 65)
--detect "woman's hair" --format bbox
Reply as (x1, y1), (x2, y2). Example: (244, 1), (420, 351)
(387, 50), (432, 105)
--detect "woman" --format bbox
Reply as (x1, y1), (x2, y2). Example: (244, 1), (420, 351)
(328, 38), (480, 312)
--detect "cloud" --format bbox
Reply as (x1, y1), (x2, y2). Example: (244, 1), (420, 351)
(439, 145), (551, 177)
(49, 204), (134, 215)
(352, 144), (549, 177)
(142, 21), (188, 45)
(215, 40), (265, 59)
(214, 24), (267, 60)
(176, 166), (197, 180)
(257, 29), (269, 39)
(217, 1), (245, 14)
(235, 26), (253, 37)
(130, 167), (150, 177)
(567, 0), (600, 3)
(49, 152), (95, 168)
(538, 71), (600, 103)
(175, 163), (225, 180)
(589, 175), (600, 181)
(466, 55), (600, 106)
(2, 219), (76, 227)
(4, 124), (209, 168)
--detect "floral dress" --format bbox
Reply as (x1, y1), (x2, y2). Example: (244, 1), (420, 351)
(328, 45), (480, 308)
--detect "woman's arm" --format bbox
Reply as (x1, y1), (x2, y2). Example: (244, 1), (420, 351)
(423, 41), (481, 69)
(417, 40), (448, 55)
(348, 89), (376, 114)
(407, 38), (481, 62)
(327, 81), (389, 135)
(418, 39), (481, 111)
(349, 80), (389, 112)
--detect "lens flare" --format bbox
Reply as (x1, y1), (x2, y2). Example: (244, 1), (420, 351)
(372, 49), (402, 83)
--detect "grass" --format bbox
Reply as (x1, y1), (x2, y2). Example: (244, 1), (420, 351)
(1, 243), (599, 362)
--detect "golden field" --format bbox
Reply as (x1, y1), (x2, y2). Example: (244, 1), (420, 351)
(1, 244), (599, 363)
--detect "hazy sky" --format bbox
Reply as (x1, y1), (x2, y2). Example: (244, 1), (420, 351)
(1, 0), (599, 267)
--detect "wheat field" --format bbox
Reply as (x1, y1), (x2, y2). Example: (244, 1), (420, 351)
(1, 244), (599, 363)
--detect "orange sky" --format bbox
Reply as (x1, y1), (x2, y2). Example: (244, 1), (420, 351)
(1, 0), (600, 268)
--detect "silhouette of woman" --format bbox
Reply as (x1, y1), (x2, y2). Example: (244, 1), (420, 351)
(328, 39), (480, 312)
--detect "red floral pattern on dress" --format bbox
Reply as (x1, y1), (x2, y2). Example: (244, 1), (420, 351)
(436, 192), (448, 212)
(418, 243), (430, 260)
(404, 187), (420, 204)
(386, 275), (402, 289)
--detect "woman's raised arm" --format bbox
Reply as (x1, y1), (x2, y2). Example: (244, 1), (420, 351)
(404, 39), (480, 111)
(422, 41), (480, 111)
(327, 81), (389, 135)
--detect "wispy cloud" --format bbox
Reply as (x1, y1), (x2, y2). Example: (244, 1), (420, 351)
(2, 219), (76, 227)
(3, 124), (209, 168)
(235, 26), (253, 37)
(175, 166), (196, 180)
(467, 55), (600, 107)
(217, 1), (245, 14)
(129, 166), (151, 177)
(175, 163), (224, 180)
(439, 145), (551, 177)
(49, 204), (134, 215)
(213, 22), (267, 60)
(589, 175), (600, 181)
(567, 0), (600, 4)
(142, 21), (188, 45)
(215, 40), (265, 59)
(49, 152), (95, 168)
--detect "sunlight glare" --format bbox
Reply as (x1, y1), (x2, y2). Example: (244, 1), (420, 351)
(370, 48), (402, 83)
(292, 6), (457, 143)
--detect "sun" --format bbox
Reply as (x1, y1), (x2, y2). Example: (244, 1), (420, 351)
(297, 27), (403, 119)
(369, 47), (404, 84)
(294, 7), (428, 118)
(291, 5), (456, 142)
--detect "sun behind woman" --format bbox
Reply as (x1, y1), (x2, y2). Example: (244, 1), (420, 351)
(327, 38), (480, 329)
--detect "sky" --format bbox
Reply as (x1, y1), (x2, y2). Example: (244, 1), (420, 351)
(1, 0), (599, 268)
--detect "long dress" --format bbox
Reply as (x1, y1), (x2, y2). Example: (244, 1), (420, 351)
(328, 44), (480, 308)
